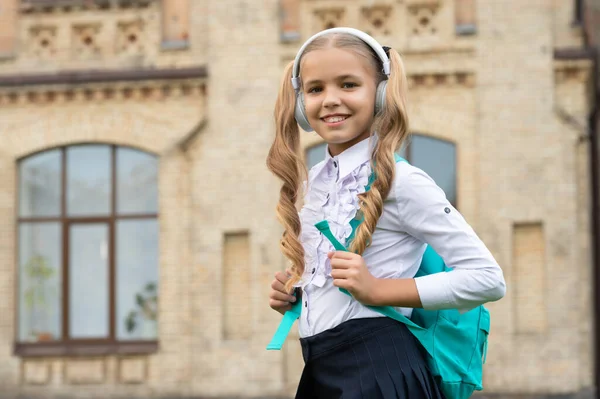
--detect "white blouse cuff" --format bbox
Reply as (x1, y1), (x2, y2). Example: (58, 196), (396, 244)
(414, 272), (453, 310)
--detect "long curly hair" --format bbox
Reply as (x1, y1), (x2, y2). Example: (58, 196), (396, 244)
(267, 32), (410, 291)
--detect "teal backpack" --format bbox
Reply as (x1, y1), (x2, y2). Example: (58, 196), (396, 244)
(267, 155), (490, 399)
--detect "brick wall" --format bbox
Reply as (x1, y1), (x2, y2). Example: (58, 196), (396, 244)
(0, 0), (594, 398)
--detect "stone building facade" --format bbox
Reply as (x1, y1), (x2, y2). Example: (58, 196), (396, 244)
(0, 0), (596, 398)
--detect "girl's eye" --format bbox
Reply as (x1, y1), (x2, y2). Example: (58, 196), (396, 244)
(307, 87), (322, 94)
(342, 82), (357, 89)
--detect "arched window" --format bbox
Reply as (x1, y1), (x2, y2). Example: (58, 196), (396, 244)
(16, 144), (158, 355)
(305, 134), (457, 206)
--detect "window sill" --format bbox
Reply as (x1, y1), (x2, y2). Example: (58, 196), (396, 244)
(14, 341), (158, 358)
(455, 24), (477, 36)
(160, 40), (190, 51)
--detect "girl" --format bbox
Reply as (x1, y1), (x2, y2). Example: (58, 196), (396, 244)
(266, 27), (506, 399)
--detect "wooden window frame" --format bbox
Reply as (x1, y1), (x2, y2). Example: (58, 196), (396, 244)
(14, 144), (159, 357)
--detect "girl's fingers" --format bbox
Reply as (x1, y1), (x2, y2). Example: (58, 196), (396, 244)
(270, 290), (296, 303)
(332, 278), (349, 290)
(330, 258), (353, 269)
(330, 269), (348, 280)
(269, 299), (292, 312)
(328, 251), (356, 260)
(271, 278), (284, 290)
(270, 270), (297, 314)
(271, 276), (292, 294)
(275, 271), (291, 285)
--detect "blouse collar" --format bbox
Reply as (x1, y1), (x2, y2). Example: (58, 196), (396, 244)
(324, 137), (374, 180)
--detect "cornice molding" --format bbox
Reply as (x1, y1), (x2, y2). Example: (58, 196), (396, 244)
(0, 67), (207, 106)
(20, 0), (155, 14)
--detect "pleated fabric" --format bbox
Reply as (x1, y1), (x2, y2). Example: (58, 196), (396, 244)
(295, 317), (446, 399)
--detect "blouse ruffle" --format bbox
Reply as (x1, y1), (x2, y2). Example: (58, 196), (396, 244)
(296, 160), (371, 288)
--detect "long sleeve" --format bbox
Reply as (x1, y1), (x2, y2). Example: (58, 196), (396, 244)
(394, 164), (506, 311)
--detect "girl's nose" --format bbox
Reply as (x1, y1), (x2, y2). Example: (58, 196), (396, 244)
(322, 88), (341, 107)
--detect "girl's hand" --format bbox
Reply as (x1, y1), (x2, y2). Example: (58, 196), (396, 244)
(329, 251), (378, 305)
(269, 270), (297, 315)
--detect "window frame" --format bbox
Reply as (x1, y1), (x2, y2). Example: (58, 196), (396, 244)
(14, 144), (159, 357)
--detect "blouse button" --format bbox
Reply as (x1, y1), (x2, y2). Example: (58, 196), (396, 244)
(312, 268), (316, 274)
(305, 301), (308, 308)
(333, 161), (338, 168)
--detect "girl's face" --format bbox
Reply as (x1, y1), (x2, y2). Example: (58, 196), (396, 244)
(301, 47), (378, 156)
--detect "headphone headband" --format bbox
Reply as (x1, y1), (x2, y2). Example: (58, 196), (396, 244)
(290, 27), (391, 92)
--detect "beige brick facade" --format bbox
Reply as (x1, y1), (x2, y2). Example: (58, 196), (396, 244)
(0, 0), (596, 398)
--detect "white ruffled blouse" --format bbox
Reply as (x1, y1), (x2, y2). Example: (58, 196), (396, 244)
(296, 137), (506, 338)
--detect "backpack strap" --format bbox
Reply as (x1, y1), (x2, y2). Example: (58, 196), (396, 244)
(315, 220), (424, 333)
(266, 294), (302, 350)
(266, 153), (410, 350)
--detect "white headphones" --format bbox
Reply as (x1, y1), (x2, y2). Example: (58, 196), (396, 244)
(291, 27), (391, 132)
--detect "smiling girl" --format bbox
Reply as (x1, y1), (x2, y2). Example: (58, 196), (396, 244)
(266, 28), (505, 399)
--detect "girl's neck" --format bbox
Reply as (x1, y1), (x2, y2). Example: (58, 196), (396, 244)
(327, 132), (372, 157)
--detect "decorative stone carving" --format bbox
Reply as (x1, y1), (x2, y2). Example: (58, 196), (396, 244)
(116, 19), (145, 55)
(407, 72), (475, 88)
(313, 8), (345, 31)
(72, 23), (102, 58)
(407, 1), (440, 38)
(361, 5), (392, 37)
(29, 25), (58, 58)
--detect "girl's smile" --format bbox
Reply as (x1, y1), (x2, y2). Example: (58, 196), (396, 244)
(321, 113), (351, 127)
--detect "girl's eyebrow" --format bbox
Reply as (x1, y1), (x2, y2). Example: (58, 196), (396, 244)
(304, 74), (362, 87)
(336, 74), (362, 81)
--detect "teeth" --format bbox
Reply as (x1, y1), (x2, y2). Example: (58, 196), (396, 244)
(323, 116), (348, 123)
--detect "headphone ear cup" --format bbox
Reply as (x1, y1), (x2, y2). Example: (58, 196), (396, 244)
(294, 92), (314, 132)
(375, 80), (387, 115)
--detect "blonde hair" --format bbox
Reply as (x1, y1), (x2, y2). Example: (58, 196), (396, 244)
(266, 33), (410, 291)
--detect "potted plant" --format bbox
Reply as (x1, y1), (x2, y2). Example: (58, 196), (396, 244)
(124, 281), (158, 339)
(23, 254), (56, 342)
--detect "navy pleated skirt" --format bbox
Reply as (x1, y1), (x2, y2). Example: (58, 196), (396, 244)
(295, 317), (445, 399)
